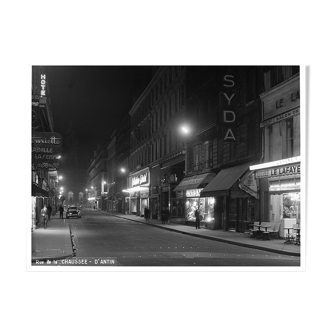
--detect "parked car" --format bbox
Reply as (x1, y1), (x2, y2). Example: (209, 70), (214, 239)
(66, 206), (82, 218)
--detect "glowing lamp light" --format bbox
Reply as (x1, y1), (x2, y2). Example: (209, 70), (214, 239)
(120, 168), (126, 173)
(181, 126), (190, 134)
(205, 216), (214, 223)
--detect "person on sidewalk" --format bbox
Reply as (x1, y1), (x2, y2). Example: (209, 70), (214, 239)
(59, 205), (64, 219)
(52, 204), (57, 216)
(161, 208), (167, 224)
(47, 204), (52, 223)
(41, 205), (48, 229)
(165, 207), (170, 224)
(144, 207), (150, 222)
(195, 208), (200, 229)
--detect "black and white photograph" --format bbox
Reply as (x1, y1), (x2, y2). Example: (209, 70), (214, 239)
(31, 65), (302, 268)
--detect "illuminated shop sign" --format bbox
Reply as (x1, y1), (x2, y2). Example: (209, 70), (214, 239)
(32, 132), (62, 170)
(40, 74), (46, 97)
(186, 189), (203, 197)
(256, 163), (300, 179)
(250, 156), (301, 171)
(269, 184), (300, 191)
(132, 172), (148, 187)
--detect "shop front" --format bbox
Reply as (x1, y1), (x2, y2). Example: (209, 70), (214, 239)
(123, 167), (150, 216)
(173, 172), (215, 225)
(200, 162), (259, 232)
(250, 157), (301, 237)
(150, 189), (160, 220)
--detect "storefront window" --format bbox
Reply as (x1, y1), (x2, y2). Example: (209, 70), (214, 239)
(283, 192), (300, 220)
(185, 198), (205, 221)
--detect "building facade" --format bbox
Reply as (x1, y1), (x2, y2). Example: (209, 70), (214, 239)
(86, 144), (108, 209)
(115, 114), (131, 213)
(106, 130), (117, 212)
(126, 66), (186, 220)
(250, 68), (300, 237)
(31, 66), (62, 231)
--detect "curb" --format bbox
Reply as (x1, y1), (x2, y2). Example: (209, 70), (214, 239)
(105, 212), (300, 257)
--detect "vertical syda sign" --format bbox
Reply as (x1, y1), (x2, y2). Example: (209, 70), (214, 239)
(220, 75), (237, 141)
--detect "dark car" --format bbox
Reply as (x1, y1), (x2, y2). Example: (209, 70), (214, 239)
(66, 206), (82, 218)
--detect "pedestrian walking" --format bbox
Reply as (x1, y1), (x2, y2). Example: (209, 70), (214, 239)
(52, 204), (56, 216)
(41, 205), (48, 229)
(195, 208), (200, 229)
(47, 204), (52, 222)
(165, 207), (170, 224)
(59, 205), (64, 219)
(144, 207), (150, 222)
(161, 208), (167, 224)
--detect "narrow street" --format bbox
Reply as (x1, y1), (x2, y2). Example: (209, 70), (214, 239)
(69, 209), (300, 266)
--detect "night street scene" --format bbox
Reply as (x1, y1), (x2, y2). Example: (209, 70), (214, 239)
(31, 65), (301, 268)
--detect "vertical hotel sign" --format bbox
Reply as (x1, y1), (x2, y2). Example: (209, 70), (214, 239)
(32, 132), (62, 170)
(32, 73), (47, 130)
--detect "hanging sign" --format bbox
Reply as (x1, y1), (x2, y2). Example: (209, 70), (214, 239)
(238, 172), (258, 198)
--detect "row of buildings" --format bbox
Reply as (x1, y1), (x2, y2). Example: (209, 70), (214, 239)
(31, 66), (63, 230)
(86, 66), (301, 237)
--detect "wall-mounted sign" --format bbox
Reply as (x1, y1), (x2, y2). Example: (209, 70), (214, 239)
(250, 156), (301, 171)
(32, 132), (62, 170)
(40, 74), (46, 97)
(260, 107), (300, 128)
(261, 75), (300, 121)
(132, 172), (148, 187)
(220, 75), (237, 141)
(256, 163), (300, 179)
(186, 188), (203, 197)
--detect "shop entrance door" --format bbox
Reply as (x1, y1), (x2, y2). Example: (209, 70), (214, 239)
(237, 198), (248, 232)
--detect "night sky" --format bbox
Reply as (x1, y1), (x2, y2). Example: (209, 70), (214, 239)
(43, 66), (153, 167)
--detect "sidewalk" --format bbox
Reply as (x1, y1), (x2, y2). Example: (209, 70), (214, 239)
(31, 216), (75, 262)
(100, 210), (301, 257)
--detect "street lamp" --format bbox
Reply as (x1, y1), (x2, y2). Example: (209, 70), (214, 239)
(120, 168), (126, 173)
(180, 124), (192, 176)
(181, 125), (190, 134)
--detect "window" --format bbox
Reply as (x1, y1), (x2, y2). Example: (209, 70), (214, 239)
(245, 68), (255, 103)
(163, 135), (167, 156)
(168, 96), (172, 118)
(180, 83), (185, 107)
(163, 103), (167, 122)
(268, 125), (273, 161)
(193, 145), (201, 171)
(174, 89), (179, 112)
(286, 118), (294, 158)
(171, 92), (175, 115)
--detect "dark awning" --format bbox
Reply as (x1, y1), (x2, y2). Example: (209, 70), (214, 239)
(200, 163), (253, 197)
(173, 173), (215, 191)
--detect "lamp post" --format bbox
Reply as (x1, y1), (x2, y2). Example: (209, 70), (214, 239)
(180, 124), (191, 176)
